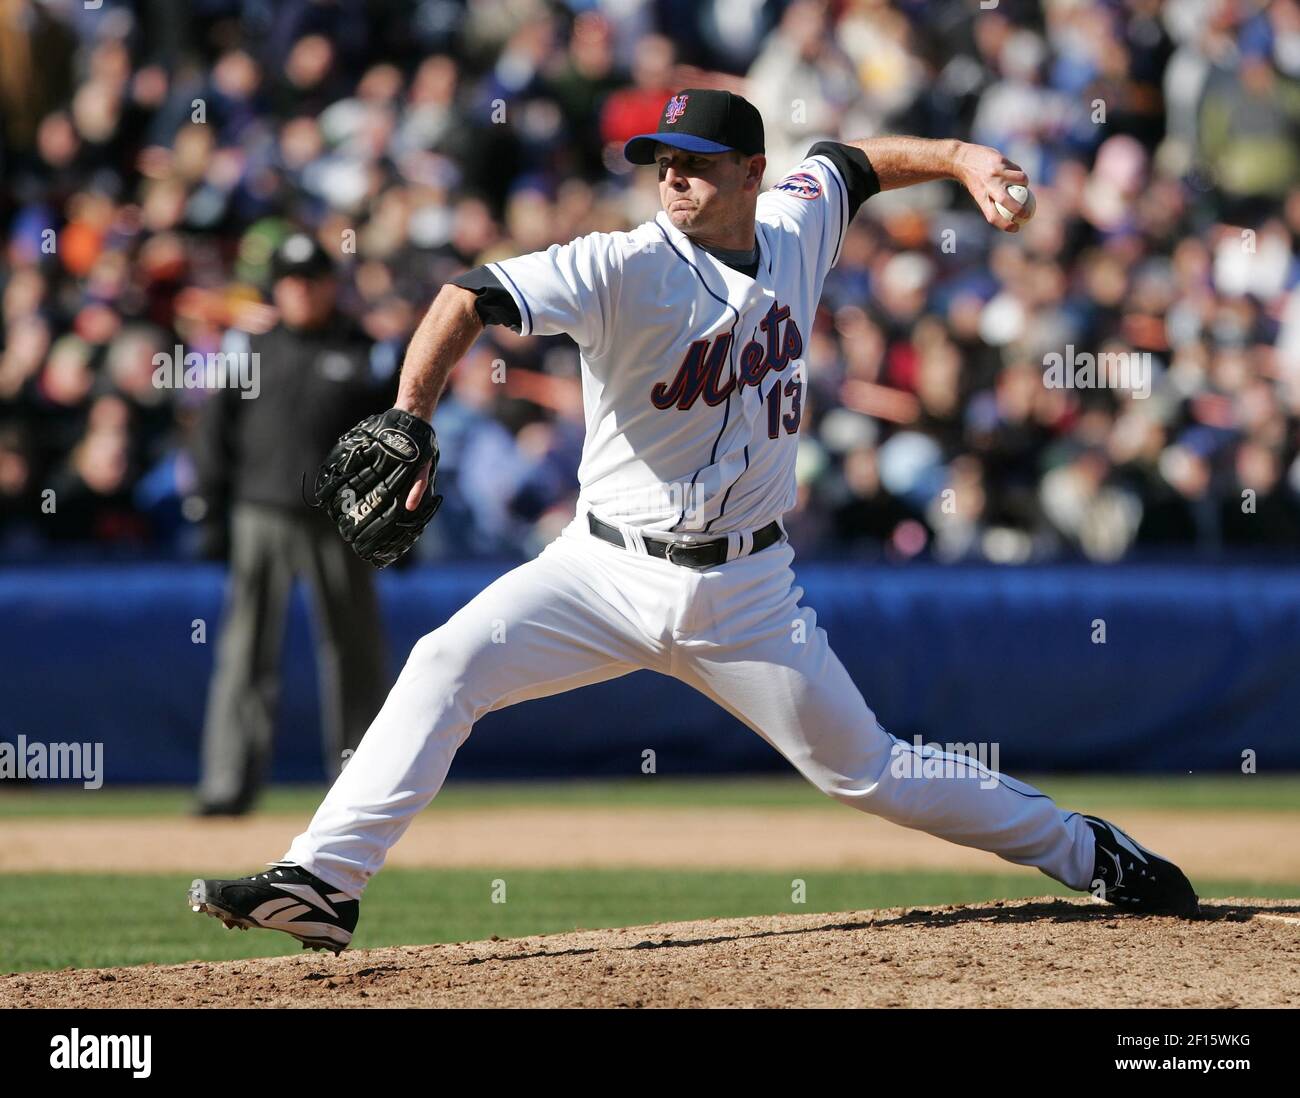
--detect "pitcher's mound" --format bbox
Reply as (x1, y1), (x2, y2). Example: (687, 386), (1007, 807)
(6, 898), (1298, 1008)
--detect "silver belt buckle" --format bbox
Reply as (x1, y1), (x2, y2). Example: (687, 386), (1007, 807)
(665, 540), (692, 567)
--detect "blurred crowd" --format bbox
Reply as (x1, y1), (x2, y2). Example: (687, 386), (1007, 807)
(1, 0), (1298, 563)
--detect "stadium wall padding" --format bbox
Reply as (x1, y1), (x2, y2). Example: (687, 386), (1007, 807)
(2, 562), (1298, 783)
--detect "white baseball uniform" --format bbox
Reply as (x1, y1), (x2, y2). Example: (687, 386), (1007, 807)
(284, 147), (1096, 898)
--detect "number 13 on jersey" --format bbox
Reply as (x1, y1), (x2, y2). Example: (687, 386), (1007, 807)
(766, 373), (804, 438)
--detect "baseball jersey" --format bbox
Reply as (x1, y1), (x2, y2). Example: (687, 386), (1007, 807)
(455, 141), (877, 536)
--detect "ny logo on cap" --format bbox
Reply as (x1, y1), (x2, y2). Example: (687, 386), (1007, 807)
(665, 94), (689, 124)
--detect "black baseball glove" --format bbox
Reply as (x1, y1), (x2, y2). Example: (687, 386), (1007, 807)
(311, 408), (442, 568)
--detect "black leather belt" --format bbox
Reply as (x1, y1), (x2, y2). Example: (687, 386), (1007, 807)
(587, 511), (782, 570)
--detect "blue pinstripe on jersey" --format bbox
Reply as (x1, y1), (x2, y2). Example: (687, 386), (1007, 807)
(653, 222), (746, 532)
(491, 262), (534, 335)
(811, 155), (849, 269)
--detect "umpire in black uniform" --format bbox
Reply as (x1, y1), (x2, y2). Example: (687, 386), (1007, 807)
(191, 233), (393, 815)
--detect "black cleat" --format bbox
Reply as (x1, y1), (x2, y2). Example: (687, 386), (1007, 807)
(1084, 815), (1200, 917)
(189, 863), (358, 953)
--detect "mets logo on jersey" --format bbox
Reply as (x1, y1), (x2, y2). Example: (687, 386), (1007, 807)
(665, 94), (689, 124)
(773, 171), (822, 200)
(651, 300), (803, 413)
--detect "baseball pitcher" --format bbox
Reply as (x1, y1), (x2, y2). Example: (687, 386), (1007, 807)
(191, 90), (1197, 953)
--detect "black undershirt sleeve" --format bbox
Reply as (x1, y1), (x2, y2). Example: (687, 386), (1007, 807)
(806, 141), (881, 222)
(449, 265), (523, 331)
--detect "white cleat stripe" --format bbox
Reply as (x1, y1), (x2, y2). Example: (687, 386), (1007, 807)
(250, 898), (308, 923)
(270, 881), (338, 916)
(256, 914), (351, 944)
(1103, 821), (1151, 864)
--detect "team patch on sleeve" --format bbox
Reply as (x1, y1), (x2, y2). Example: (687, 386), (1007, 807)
(771, 170), (822, 200)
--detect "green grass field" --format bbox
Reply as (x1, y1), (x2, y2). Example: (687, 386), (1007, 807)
(5, 868), (1296, 974)
(2, 774), (1296, 973)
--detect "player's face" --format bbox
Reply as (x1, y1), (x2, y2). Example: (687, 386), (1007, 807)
(655, 144), (763, 244)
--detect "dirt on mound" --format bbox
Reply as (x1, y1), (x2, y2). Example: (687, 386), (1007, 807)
(5, 898), (1298, 1008)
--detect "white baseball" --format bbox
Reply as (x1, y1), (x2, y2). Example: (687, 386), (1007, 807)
(993, 184), (1035, 224)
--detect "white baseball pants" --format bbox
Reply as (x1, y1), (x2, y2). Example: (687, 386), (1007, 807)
(285, 512), (1096, 898)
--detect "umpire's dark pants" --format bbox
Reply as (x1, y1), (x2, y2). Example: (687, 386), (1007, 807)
(196, 502), (387, 809)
